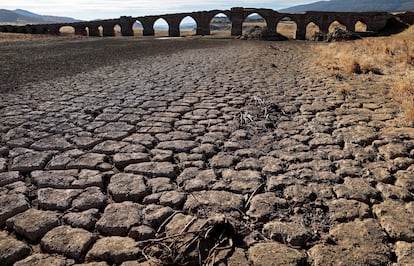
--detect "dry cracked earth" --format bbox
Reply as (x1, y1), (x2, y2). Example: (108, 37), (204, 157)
(0, 37), (414, 266)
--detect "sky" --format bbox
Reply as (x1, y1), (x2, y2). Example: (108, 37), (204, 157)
(1, 0), (318, 20)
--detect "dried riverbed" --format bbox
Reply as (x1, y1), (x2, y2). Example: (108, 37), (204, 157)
(0, 37), (413, 265)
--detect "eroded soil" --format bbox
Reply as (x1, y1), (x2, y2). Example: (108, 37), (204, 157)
(0, 37), (413, 265)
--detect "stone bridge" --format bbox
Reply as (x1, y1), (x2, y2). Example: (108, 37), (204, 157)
(1, 7), (413, 40)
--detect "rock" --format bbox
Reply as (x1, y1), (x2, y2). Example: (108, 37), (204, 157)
(376, 182), (412, 201)
(143, 204), (174, 228)
(378, 143), (409, 160)
(128, 225), (155, 241)
(31, 170), (77, 188)
(31, 135), (72, 151)
(308, 219), (390, 265)
(63, 208), (100, 230)
(263, 221), (313, 247)
(94, 122), (135, 134)
(0, 172), (22, 186)
(6, 209), (60, 242)
(373, 200), (414, 241)
(72, 187), (108, 211)
(67, 153), (106, 170)
(0, 194), (29, 227)
(241, 26), (288, 41)
(113, 153), (150, 169)
(247, 193), (287, 221)
(183, 190), (244, 215)
(210, 153), (237, 168)
(394, 241), (414, 265)
(122, 134), (156, 148)
(156, 140), (197, 152)
(248, 242), (306, 266)
(41, 225), (96, 260)
(333, 177), (378, 203)
(47, 149), (85, 170)
(93, 140), (129, 155)
(108, 173), (149, 202)
(0, 231), (31, 266)
(221, 169), (263, 194)
(395, 170), (414, 192)
(71, 136), (102, 149)
(261, 157), (284, 175)
(86, 236), (140, 264)
(72, 170), (104, 188)
(37, 188), (82, 211)
(125, 162), (178, 178)
(147, 177), (175, 193)
(326, 28), (361, 42)
(96, 202), (144, 236)
(159, 191), (186, 209)
(11, 151), (53, 172)
(14, 253), (74, 266)
(327, 198), (370, 222)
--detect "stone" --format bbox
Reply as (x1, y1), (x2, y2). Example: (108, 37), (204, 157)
(221, 169), (263, 194)
(11, 151), (53, 172)
(113, 153), (150, 169)
(6, 209), (60, 242)
(72, 170), (104, 188)
(94, 122), (135, 134)
(308, 219), (390, 265)
(327, 199), (370, 222)
(14, 253), (74, 266)
(63, 209), (100, 230)
(376, 182), (412, 201)
(156, 140), (197, 152)
(143, 204), (174, 228)
(31, 170), (78, 188)
(93, 141), (129, 155)
(263, 221), (313, 247)
(261, 157), (284, 175)
(128, 225), (155, 241)
(378, 143), (409, 160)
(183, 190), (244, 215)
(0, 158), (6, 172)
(395, 170), (414, 192)
(373, 200), (414, 241)
(108, 173), (149, 202)
(246, 193), (288, 221)
(0, 194), (29, 226)
(41, 225), (96, 260)
(210, 153), (237, 168)
(67, 153), (106, 170)
(31, 135), (72, 151)
(47, 149), (85, 170)
(333, 177), (378, 203)
(0, 231), (31, 266)
(150, 149), (173, 162)
(96, 202), (144, 236)
(72, 187), (107, 211)
(0, 171), (22, 186)
(159, 191), (186, 209)
(147, 177), (175, 193)
(123, 134), (156, 148)
(394, 241), (414, 265)
(37, 188), (82, 211)
(71, 136), (102, 149)
(125, 162), (178, 178)
(86, 236), (140, 264)
(248, 242), (306, 266)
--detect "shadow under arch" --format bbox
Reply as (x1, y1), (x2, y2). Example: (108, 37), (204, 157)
(209, 12), (231, 36)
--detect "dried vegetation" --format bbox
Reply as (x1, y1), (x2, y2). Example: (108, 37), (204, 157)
(315, 25), (414, 123)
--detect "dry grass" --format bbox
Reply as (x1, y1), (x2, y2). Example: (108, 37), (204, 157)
(314, 25), (414, 123)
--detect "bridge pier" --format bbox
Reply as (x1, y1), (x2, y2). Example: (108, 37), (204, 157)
(102, 23), (115, 37)
(140, 18), (156, 36)
(165, 16), (181, 37)
(194, 16), (211, 36)
(230, 7), (244, 36)
(120, 17), (135, 36)
(88, 25), (100, 37)
(74, 25), (87, 36)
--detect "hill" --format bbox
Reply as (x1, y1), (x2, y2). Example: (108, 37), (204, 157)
(0, 9), (80, 25)
(281, 0), (414, 13)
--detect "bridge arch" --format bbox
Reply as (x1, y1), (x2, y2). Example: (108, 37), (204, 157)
(133, 19), (144, 36)
(328, 19), (347, 32)
(242, 12), (266, 35)
(276, 16), (298, 39)
(209, 12), (231, 36)
(306, 22), (321, 39)
(154, 17), (169, 36)
(59, 26), (75, 36)
(179, 15), (197, 36)
(354, 19), (368, 32)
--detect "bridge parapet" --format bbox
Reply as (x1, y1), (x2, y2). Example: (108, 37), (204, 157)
(0, 8), (411, 39)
